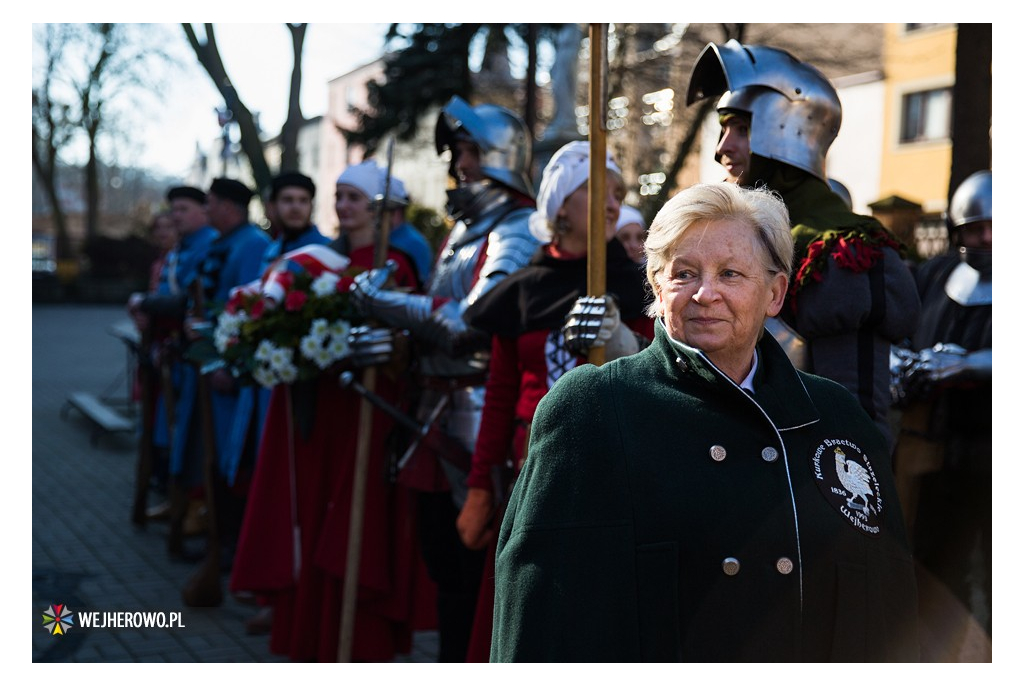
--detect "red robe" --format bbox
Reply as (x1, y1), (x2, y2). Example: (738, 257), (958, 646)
(230, 245), (436, 662)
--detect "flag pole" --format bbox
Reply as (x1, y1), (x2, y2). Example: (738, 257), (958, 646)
(337, 137), (395, 662)
(588, 23), (609, 366)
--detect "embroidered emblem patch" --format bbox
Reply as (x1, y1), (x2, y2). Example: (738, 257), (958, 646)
(810, 438), (883, 537)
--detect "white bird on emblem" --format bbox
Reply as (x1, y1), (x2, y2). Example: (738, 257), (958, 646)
(834, 447), (873, 513)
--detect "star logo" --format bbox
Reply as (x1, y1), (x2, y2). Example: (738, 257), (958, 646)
(42, 604), (75, 636)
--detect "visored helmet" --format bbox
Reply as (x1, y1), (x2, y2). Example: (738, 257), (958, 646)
(947, 170), (992, 230)
(435, 95), (534, 198)
(687, 40), (841, 182)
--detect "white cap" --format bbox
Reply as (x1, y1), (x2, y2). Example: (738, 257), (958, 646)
(529, 140), (621, 243)
(336, 160), (409, 206)
(335, 161), (379, 201)
(616, 205), (645, 232)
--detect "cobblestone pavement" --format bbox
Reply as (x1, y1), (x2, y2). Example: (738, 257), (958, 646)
(32, 304), (439, 663)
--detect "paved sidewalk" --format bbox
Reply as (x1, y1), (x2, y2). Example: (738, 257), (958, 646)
(32, 304), (439, 663)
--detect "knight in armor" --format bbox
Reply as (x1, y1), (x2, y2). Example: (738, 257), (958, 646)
(350, 96), (539, 662)
(891, 170), (992, 641)
(687, 40), (921, 448)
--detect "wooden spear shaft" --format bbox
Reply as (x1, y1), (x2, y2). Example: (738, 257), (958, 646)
(338, 139), (395, 662)
(588, 23), (609, 367)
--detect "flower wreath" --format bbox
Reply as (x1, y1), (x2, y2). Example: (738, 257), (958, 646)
(788, 228), (905, 312)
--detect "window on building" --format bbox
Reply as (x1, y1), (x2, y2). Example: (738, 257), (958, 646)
(899, 87), (952, 144)
(913, 215), (949, 259)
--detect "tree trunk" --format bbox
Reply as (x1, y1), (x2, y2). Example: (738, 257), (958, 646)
(524, 24), (538, 139)
(279, 23), (307, 173)
(183, 24), (273, 197)
(949, 23), (992, 200)
(31, 139), (72, 260)
(85, 125), (101, 243)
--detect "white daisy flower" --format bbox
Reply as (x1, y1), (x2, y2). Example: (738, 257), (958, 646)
(277, 361), (298, 383)
(215, 310), (246, 337)
(254, 339), (275, 362)
(329, 320), (350, 339)
(268, 346), (293, 371)
(311, 272), (340, 297)
(253, 365), (276, 389)
(309, 318), (330, 339)
(313, 347), (334, 370)
(299, 334), (323, 361)
(328, 336), (349, 359)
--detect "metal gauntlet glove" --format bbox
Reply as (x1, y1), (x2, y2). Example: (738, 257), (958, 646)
(890, 342), (992, 405)
(562, 295), (608, 356)
(921, 343), (992, 384)
(562, 295), (639, 359)
(349, 260), (432, 328)
(346, 326), (394, 368)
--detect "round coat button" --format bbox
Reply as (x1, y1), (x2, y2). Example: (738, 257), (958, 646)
(762, 447), (779, 462)
(776, 557), (794, 575)
(709, 445), (727, 462)
(722, 557), (740, 576)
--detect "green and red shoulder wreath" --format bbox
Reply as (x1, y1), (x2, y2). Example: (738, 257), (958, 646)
(788, 227), (906, 310)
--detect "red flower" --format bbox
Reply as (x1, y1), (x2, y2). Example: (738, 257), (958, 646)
(793, 239), (827, 288)
(285, 290), (308, 312)
(832, 236), (882, 272)
(251, 299), (266, 320)
(225, 288), (251, 314)
(337, 276), (355, 294)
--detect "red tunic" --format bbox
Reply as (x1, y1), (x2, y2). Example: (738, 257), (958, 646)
(230, 245), (436, 662)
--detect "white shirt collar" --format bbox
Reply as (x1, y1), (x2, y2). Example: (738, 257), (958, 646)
(661, 318), (759, 392)
(740, 349), (758, 393)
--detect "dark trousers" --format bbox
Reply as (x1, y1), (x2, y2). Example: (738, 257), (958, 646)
(416, 491), (486, 662)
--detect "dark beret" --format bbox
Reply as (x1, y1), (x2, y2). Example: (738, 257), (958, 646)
(167, 186), (206, 204)
(270, 171), (316, 200)
(209, 177), (255, 206)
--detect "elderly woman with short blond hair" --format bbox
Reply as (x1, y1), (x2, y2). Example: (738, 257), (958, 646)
(491, 182), (918, 663)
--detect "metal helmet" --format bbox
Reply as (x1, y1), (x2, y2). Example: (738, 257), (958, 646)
(687, 40), (842, 182)
(947, 170), (992, 230)
(435, 95), (534, 198)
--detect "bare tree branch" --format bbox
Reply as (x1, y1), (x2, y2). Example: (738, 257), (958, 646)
(182, 22), (273, 196)
(32, 24), (73, 260)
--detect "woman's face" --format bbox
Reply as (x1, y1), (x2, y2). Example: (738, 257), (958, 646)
(616, 222), (646, 263)
(654, 218), (787, 377)
(334, 184), (373, 234)
(557, 176), (623, 245)
(152, 215), (178, 252)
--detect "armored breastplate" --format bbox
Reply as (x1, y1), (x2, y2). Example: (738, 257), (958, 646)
(944, 259), (992, 307)
(428, 219), (490, 302)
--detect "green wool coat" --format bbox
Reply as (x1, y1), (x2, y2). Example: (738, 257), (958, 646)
(491, 319), (919, 662)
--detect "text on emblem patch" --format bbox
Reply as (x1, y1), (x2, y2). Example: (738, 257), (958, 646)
(810, 438), (883, 537)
